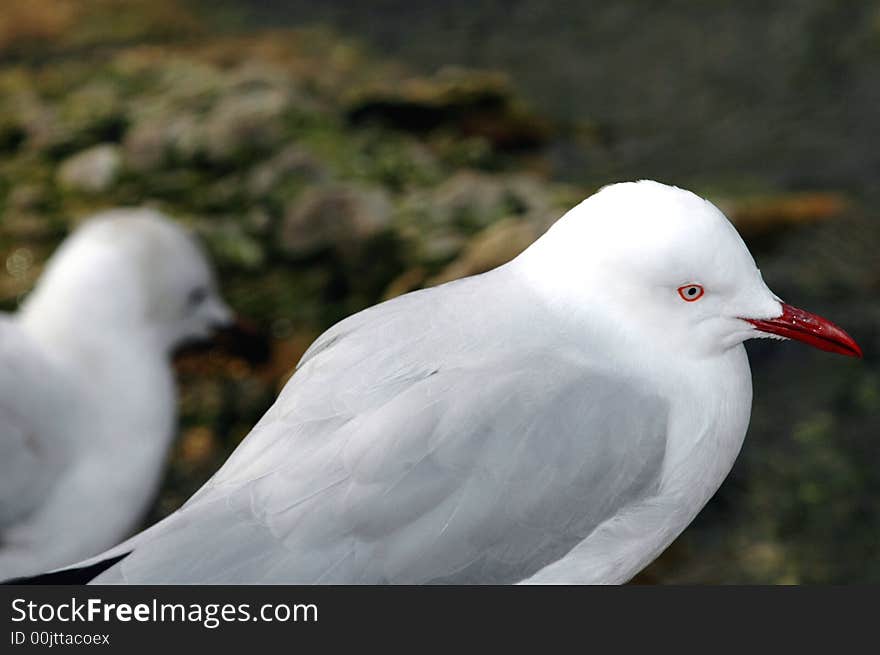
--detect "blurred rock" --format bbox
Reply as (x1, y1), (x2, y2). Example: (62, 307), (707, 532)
(139, 57), (226, 108)
(6, 184), (47, 213)
(246, 144), (327, 197)
(280, 185), (393, 256)
(396, 171), (564, 266)
(417, 231), (466, 262)
(431, 171), (508, 228)
(164, 115), (204, 164)
(429, 218), (539, 285)
(402, 171), (562, 238)
(57, 82), (126, 143)
(0, 213), (55, 240)
(383, 266), (427, 300)
(347, 68), (551, 151)
(717, 192), (850, 239)
(245, 207), (273, 234)
(124, 74), (296, 169)
(56, 143), (122, 192)
(504, 173), (568, 231)
(123, 118), (169, 171)
(9, 93), (58, 152)
(124, 112), (209, 170)
(202, 88), (289, 163)
(197, 220), (265, 270)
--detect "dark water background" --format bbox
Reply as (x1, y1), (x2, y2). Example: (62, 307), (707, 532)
(230, 0), (880, 195)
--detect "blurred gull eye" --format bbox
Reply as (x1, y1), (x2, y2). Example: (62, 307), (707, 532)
(188, 287), (208, 307)
(677, 284), (704, 302)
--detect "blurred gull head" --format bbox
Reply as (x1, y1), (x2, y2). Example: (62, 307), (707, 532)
(21, 208), (232, 352)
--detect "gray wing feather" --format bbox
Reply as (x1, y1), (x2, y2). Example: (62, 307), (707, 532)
(91, 279), (669, 584)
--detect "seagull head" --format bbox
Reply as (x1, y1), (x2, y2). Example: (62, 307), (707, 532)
(516, 180), (861, 361)
(22, 208), (233, 352)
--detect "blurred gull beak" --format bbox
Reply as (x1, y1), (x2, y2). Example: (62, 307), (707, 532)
(206, 298), (235, 330)
(212, 315), (272, 366)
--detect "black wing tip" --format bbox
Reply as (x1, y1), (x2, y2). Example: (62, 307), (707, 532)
(2, 553), (131, 585)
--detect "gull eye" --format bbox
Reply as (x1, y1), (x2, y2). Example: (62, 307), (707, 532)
(677, 284), (704, 302)
(187, 286), (208, 307)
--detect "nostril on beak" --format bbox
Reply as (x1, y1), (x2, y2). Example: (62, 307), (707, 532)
(211, 314), (235, 331)
(208, 301), (235, 330)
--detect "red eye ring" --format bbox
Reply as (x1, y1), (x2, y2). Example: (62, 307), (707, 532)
(677, 284), (704, 302)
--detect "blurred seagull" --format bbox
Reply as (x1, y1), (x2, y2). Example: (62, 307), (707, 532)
(0, 209), (232, 579)
(21, 181), (861, 585)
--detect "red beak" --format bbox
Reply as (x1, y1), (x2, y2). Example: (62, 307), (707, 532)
(745, 303), (862, 358)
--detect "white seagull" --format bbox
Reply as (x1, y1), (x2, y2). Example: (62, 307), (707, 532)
(0, 209), (232, 579)
(22, 181), (860, 585)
